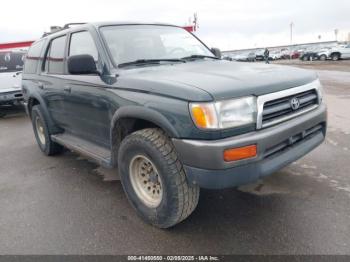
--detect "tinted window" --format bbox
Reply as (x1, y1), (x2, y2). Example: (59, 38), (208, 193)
(69, 31), (98, 61)
(45, 36), (66, 74)
(23, 41), (44, 74)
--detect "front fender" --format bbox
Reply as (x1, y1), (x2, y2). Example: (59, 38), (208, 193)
(111, 105), (180, 138)
(109, 105), (180, 167)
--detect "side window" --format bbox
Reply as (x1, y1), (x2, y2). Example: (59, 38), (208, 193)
(45, 36), (67, 74)
(69, 31), (98, 62)
(23, 40), (44, 74)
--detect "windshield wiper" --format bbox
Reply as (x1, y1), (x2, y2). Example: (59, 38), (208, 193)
(180, 55), (219, 60)
(118, 59), (185, 68)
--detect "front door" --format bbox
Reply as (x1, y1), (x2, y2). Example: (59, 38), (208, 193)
(62, 30), (117, 147)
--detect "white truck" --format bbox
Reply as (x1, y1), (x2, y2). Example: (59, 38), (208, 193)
(318, 44), (350, 61)
(0, 50), (26, 117)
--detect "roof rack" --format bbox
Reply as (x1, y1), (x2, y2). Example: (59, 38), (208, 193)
(63, 23), (86, 29)
(41, 23), (87, 38)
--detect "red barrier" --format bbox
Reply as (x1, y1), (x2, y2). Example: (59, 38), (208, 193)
(183, 25), (195, 32)
(0, 41), (34, 50)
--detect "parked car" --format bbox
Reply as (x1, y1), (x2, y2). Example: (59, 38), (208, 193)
(269, 51), (282, 60)
(0, 50), (26, 113)
(255, 49), (265, 61)
(316, 47), (332, 61)
(247, 52), (256, 62)
(222, 54), (233, 61)
(22, 22), (327, 228)
(280, 48), (291, 59)
(328, 44), (350, 61)
(235, 52), (250, 61)
(299, 48), (319, 61)
(290, 50), (301, 59)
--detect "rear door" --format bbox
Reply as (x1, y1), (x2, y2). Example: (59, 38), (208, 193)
(39, 35), (69, 128)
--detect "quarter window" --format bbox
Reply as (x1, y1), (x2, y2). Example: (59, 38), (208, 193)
(23, 40), (44, 74)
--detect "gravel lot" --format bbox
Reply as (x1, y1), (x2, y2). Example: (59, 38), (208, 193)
(0, 61), (350, 255)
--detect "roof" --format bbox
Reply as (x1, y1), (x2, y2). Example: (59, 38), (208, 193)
(41, 21), (179, 40)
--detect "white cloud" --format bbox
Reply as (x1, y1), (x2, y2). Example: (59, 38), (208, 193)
(0, 0), (349, 50)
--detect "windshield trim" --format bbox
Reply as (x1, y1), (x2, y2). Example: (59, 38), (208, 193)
(98, 24), (214, 69)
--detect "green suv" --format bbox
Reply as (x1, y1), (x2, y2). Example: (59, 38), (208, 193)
(22, 22), (327, 228)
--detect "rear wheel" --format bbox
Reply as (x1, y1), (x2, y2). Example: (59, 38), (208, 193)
(118, 128), (200, 228)
(331, 53), (340, 61)
(31, 105), (63, 156)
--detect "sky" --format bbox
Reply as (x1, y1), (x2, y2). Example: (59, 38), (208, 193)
(1, 0), (349, 50)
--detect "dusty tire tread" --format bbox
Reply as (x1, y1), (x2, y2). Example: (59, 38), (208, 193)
(121, 128), (199, 227)
(31, 105), (63, 156)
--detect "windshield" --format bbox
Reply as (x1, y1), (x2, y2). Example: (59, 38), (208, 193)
(100, 25), (214, 66)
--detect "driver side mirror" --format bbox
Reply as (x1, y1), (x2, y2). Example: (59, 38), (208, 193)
(68, 54), (99, 75)
(211, 47), (222, 59)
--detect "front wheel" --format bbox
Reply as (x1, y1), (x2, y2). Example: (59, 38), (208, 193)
(118, 128), (200, 228)
(319, 55), (327, 61)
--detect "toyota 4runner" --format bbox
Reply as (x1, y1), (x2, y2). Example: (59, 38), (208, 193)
(22, 22), (327, 228)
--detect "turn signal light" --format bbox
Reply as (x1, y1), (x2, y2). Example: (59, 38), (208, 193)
(223, 145), (257, 162)
(190, 103), (218, 129)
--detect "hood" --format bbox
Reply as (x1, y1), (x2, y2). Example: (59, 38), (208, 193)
(116, 60), (317, 101)
(0, 72), (22, 92)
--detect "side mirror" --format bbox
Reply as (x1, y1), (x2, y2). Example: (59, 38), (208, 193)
(211, 47), (222, 59)
(68, 54), (98, 75)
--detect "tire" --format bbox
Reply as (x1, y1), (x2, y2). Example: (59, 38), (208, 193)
(319, 55), (327, 61)
(331, 53), (340, 61)
(31, 105), (63, 156)
(118, 128), (200, 228)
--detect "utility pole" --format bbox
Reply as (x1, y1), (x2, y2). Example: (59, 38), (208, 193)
(193, 13), (198, 31)
(334, 29), (338, 42)
(290, 22), (294, 45)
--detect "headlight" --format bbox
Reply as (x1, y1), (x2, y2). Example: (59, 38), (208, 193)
(315, 78), (324, 103)
(190, 96), (257, 129)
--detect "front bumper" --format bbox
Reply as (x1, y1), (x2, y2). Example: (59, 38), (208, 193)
(172, 104), (327, 189)
(0, 90), (23, 105)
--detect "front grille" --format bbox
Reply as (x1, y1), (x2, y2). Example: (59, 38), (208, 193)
(264, 123), (324, 159)
(261, 89), (318, 128)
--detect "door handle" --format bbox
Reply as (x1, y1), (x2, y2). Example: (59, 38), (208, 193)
(63, 85), (71, 93)
(38, 82), (44, 89)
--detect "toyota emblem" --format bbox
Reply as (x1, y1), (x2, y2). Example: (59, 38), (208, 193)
(290, 97), (300, 110)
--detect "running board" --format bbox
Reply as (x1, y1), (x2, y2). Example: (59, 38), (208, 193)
(51, 133), (112, 168)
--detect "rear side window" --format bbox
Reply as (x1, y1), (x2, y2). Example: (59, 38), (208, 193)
(69, 31), (98, 61)
(23, 41), (44, 74)
(44, 36), (67, 74)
